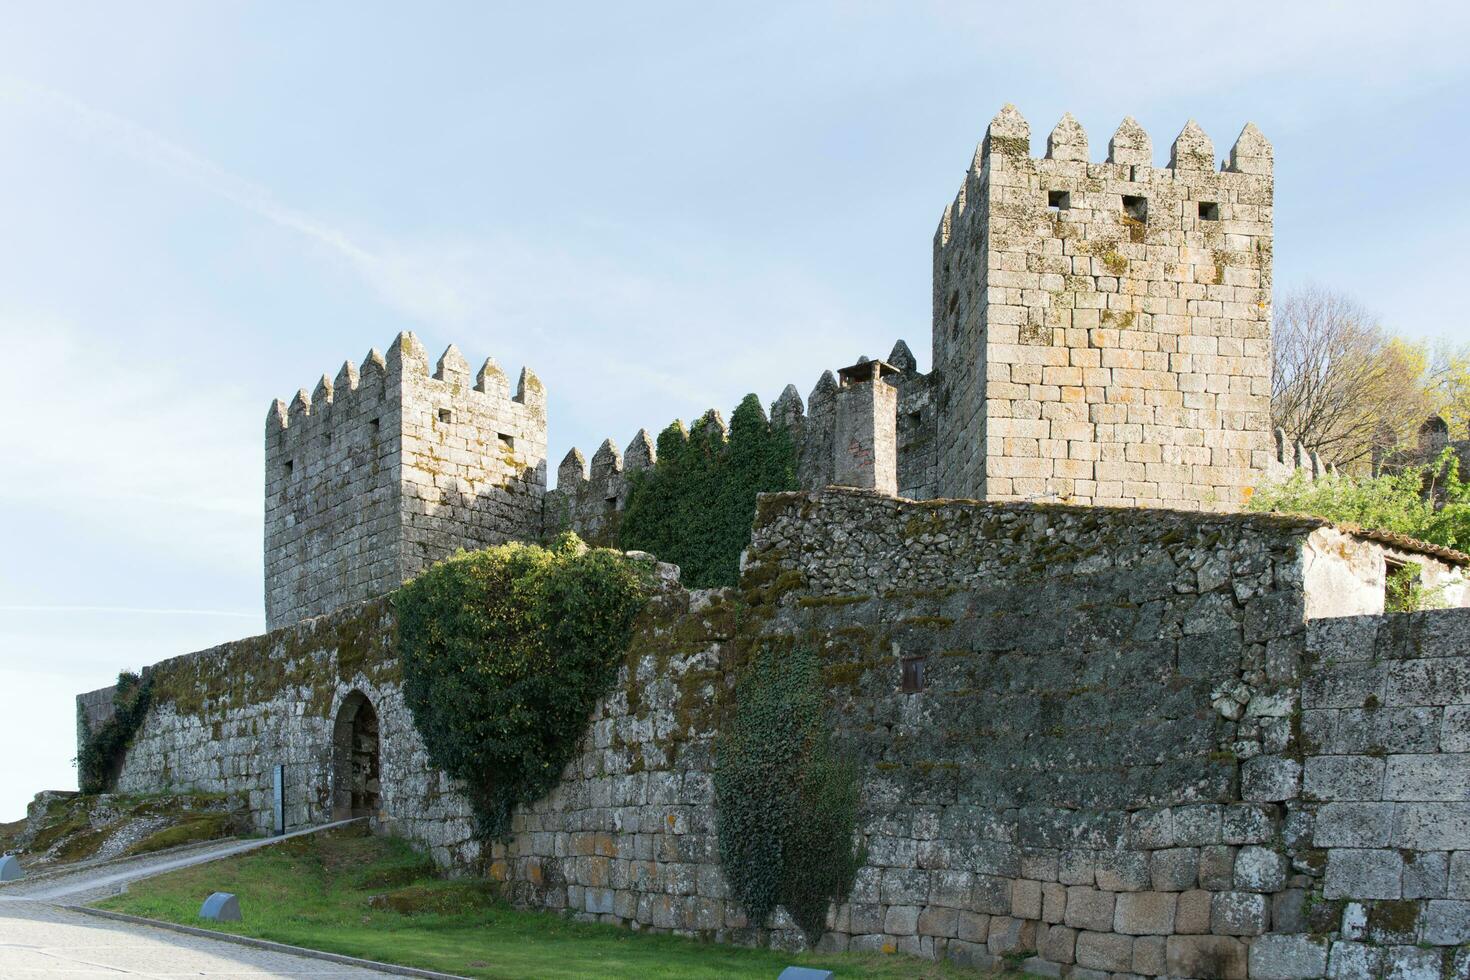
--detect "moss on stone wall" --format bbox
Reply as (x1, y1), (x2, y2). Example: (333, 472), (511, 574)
(148, 596), (398, 721)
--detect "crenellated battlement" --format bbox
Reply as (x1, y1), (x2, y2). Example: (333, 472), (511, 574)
(932, 104), (1274, 511)
(264, 331), (548, 630)
(935, 107), (1273, 250)
(1267, 427), (1336, 483)
(546, 340), (936, 544)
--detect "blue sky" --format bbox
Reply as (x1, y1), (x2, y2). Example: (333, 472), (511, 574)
(2, 2), (1467, 819)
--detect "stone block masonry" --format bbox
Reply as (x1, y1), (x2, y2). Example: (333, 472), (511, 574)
(264, 332), (546, 630)
(932, 106), (1274, 510)
(83, 490), (1470, 976)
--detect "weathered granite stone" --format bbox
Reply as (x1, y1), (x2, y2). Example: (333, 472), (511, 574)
(1176, 890), (1213, 935)
(1132, 934), (1166, 976)
(1242, 757), (1301, 803)
(1326, 941), (1381, 980)
(1150, 848), (1199, 891)
(1421, 900), (1470, 945)
(1075, 930), (1133, 972)
(1233, 845), (1288, 892)
(931, 109), (1276, 510)
(1210, 891), (1269, 936)
(1065, 887), (1116, 933)
(1303, 756), (1384, 802)
(1267, 889), (1307, 935)
(1114, 892), (1176, 935)
(986, 916), (1036, 956)
(1400, 851), (1448, 900)
(1248, 934), (1329, 980)
(1166, 935), (1248, 979)
(1199, 846), (1238, 890)
(1313, 803), (1395, 848)
(1323, 849), (1403, 900)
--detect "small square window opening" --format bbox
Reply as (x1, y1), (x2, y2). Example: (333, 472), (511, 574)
(1198, 201), (1220, 221)
(438, 408), (452, 423)
(1048, 190), (1071, 211)
(1123, 195), (1148, 222)
(369, 417), (380, 433)
(498, 433), (515, 450)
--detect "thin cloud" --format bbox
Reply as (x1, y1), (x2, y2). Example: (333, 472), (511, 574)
(0, 77), (482, 329)
(0, 605), (257, 618)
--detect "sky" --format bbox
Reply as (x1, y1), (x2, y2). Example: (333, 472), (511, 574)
(1, 1), (1468, 821)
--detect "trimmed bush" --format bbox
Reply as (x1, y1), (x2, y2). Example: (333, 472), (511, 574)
(396, 534), (647, 840)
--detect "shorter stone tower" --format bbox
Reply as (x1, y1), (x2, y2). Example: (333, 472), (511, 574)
(264, 332), (547, 630)
(932, 106), (1274, 510)
(833, 358), (899, 494)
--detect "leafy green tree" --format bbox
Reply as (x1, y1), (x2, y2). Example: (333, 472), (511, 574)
(1249, 447), (1470, 552)
(396, 535), (647, 839)
(620, 394), (796, 588)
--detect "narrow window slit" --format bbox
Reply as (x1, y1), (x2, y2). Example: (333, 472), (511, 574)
(901, 656), (927, 694)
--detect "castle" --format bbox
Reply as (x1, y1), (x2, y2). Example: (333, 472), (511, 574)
(264, 107), (1292, 630)
(79, 108), (1470, 980)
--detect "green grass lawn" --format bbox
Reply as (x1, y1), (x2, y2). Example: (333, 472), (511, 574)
(97, 825), (1011, 979)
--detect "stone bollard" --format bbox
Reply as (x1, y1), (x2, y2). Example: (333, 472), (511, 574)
(0, 855), (22, 881)
(198, 892), (241, 922)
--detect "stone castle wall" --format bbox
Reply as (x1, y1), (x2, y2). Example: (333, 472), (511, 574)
(83, 491), (1470, 977)
(264, 332), (546, 630)
(932, 107), (1274, 511)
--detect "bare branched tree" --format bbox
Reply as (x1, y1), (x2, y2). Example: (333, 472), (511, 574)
(1272, 286), (1433, 469)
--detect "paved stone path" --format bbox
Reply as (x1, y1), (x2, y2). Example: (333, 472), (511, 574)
(0, 902), (401, 977)
(0, 820), (359, 906)
(0, 821), (402, 977)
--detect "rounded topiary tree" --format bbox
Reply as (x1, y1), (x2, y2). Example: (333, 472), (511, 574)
(396, 534), (647, 839)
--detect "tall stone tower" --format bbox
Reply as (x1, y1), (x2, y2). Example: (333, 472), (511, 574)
(931, 106), (1274, 510)
(264, 332), (547, 630)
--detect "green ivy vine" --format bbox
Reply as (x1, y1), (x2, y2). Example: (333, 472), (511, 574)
(76, 670), (153, 794)
(713, 645), (864, 942)
(396, 534), (647, 840)
(619, 393), (796, 589)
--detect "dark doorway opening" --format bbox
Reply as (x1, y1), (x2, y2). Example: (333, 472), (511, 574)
(332, 690), (380, 820)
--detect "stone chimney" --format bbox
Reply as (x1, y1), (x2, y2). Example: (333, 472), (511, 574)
(833, 357), (898, 495)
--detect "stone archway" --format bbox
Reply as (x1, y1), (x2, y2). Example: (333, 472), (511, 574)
(331, 690), (380, 820)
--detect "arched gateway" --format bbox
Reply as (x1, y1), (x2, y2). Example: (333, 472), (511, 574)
(331, 690), (381, 820)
